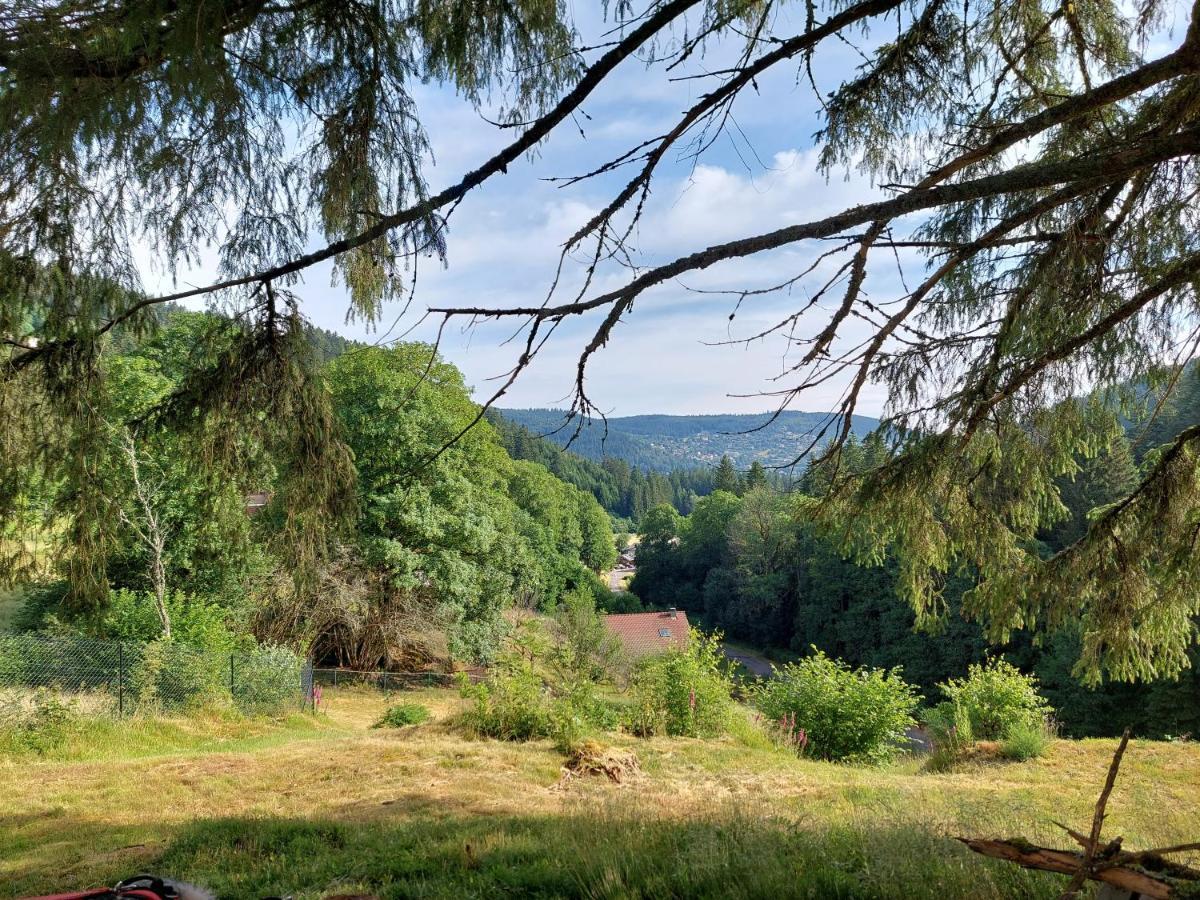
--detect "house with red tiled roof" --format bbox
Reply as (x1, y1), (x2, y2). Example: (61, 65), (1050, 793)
(603, 609), (689, 658)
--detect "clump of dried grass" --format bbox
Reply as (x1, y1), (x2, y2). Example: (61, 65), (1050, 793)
(558, 740), (641, 786)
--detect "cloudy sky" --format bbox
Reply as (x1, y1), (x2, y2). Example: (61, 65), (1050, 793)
(142, 6), (935, 417)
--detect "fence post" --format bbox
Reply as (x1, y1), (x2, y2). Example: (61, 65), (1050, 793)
(333, 669), (339, 689)
(117, 642), (124, 718)
(383, 671), (389, 693)
(229, 654), (236, 706)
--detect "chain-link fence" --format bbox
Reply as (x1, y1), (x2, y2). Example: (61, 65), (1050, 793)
(312, 667), (482, 692)
(0, 633), (313, 716)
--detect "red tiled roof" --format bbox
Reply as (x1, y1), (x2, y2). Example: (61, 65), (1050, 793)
(604, 610), (690, 657)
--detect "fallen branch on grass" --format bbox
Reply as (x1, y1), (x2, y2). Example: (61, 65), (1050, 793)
(958, 729), (1200, 899)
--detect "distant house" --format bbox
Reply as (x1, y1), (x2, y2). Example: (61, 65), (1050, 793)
(244, 491), (271, 516)
(603, 609), (689, 658)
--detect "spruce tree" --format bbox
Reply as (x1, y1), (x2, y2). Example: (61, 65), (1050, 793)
(714, 455), (740, 495)
(742, 461), (770, 493)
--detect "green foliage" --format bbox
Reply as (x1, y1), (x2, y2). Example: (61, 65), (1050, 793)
(127, 640), (227, 712)
(373, 703), (432, 729)
(456, 617), (617, 748)
(10, 324), (617, 676)
(549, 587), (625, 684)
(488, 410), (726, 522)
(627, 631), (734, 738)
(741, 461), (770, 494)
(753, 650), (920, 763)
(714, 455), (740, 494)
(231, 645), (307, 714)
(0, 629), (303, 717)
(319, 344), (616, 665)
(923, 701), (976, 771)
(938, 660), (1052, 741)
(599, 590), (645, 614)
(0, 689), (80, 755)
(999, 720), (1054, 762)
(458, 664), (551, 743)
(631, 427), (1200, 739)
(100, 590), (244, 655)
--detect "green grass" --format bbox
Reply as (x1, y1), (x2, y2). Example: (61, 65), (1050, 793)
(0, 587), (26, 633)
(2, 687), (1198, 899)
(373, 702), (432, 729)
(147, 808), (1064, 899)
(30, 709), (335, 760)
(1000, 721), (1054, 762)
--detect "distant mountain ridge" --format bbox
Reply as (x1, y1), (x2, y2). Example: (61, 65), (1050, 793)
(496, 408), (881, 471)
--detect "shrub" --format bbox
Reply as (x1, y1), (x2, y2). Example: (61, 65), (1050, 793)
(753, 649), (921, 763)
(232, 645), (306, 714)
(550, 587), (626, 683)
(127, 640), (226, 711)
(626, 631), (733, 738)
(374, 703), (431, 728)
(0, 689), (80, 755)
(102, 589), (245, 654)
(457, 613), (625, 748)
(999, 719), (1054, 761)
(458, 664), (551, 742)
(923, 700), (976, 771)
(938, 659), (1051, 741)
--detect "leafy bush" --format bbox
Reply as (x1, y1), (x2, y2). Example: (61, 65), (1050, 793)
(232, 645), (306, 714)
(0, 632), (123, 693)
(374, 703), (431, 728)
(458, 663), (551, 742)
(923, 700), (976, 771)
(753, 649), (921, 763)
(127, 639), (226, 711)
(550, 587), (626, 683)
(0, 689), (80, 755)
(457, 609), (624, 749)
(102, 589), (244, 654)
(626, 631), (734, 738)
(999, 719), (1054, 761)
(938, 659), (1051, 740)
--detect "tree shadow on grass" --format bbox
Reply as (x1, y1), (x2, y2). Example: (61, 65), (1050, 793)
(140, 808), (1065, 900)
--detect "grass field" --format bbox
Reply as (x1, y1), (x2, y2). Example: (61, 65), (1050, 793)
(2, 688), (1198, 899)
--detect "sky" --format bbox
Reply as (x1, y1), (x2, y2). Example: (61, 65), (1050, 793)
(133, 2), (1183, 418)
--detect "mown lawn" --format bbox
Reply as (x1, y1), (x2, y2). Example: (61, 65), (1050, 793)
(2, 688), (1198, 899)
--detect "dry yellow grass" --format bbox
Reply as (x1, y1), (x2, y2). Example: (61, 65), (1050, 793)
(2, 687), (1198, 898)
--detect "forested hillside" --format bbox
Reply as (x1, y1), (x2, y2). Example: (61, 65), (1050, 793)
(487, 412), (797, 525)
(497, 408), (880, 471)
(4, 310), (615, 668)
(632, 369), (1200, 739)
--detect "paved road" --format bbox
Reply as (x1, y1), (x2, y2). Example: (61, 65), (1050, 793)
(608, 567), (634, 592)
(721, 644), (775, 679)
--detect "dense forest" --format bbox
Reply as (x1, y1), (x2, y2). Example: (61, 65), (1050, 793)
(632, 370), (1200, 739)
(488, 412), (791, 525)
(497, 408), (880, 471)
(5, 311), (615, 668)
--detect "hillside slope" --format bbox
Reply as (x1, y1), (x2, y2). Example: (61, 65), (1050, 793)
(4, 687), (1198, 899)
(496, 408), (880, 471)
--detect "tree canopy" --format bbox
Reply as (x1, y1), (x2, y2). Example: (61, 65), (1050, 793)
(4, 0), (1200, 679)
